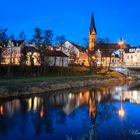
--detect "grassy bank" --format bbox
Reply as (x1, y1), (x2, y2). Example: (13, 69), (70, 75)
(0, 69), (127, 88)
(0, 68), (133, 99)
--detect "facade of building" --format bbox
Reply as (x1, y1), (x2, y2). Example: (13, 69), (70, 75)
(44, 50), (69, 67)
(1, 47), (21, 65)
(89, 13), (97, 51)
(123, 47), (140, 66)
(56, 41), (89, 66)
(1, 40), (40, 66)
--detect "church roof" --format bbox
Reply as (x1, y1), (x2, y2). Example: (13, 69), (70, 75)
(90, 13), (97, 34)
(94, 43), (131, 57)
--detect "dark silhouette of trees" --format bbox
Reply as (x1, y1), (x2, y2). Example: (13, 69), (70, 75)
(96, 37), (113, 71)
(18, 30), (26, 40)
(32, 27), (43, 46)
(0, 27), (8, 45)
(43, 30), (54, 48)
(0, 45), (2, 68)
(82, 38), (88, 47)
(55, 35), (66, 45)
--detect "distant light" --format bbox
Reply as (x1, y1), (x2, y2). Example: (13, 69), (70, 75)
(118, 107), (125, 118)
(50, 47), (53, 51)
(0, 105), (4, 115)
(68, 93), (72, 99)
(79, 92), (82, 98)
(118, 38), (125, 46)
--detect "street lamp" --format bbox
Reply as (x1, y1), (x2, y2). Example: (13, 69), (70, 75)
(118, 38), (124, 66)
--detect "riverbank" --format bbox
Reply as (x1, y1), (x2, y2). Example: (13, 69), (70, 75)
(0, 71), (135, 99)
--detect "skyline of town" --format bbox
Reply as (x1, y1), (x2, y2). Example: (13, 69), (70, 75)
(0, 0), (140, 46)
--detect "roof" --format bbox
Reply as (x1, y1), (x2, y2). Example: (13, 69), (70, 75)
(55, 41), (87, 52)
(124, 46), (140, 53)
(96, 43), (131, 50)
(22, 46), (39, 52)
(68, 41), (87, 52)
(90, 13), (97, 34)
(95, 43), (132, 57)
(12, 40), (25, 46)
(45, 50), (68, 57)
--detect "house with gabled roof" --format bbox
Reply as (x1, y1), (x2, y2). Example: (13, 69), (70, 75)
(55, 41), (89, 66)
(44, 50), (68, 67)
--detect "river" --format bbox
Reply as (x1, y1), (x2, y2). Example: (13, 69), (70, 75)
(0, 81), (140, 140)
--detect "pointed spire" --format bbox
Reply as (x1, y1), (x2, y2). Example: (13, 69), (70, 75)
(90, 13), (97, 34)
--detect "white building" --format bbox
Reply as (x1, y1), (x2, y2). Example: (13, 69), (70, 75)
(55, 41), (89, 66)
(44, 50), (69, 67)
(123, 47), (140, 66)
(1, 40), (40, 66)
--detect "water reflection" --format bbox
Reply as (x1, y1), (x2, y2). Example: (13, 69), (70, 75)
(0, 81), (140, 139)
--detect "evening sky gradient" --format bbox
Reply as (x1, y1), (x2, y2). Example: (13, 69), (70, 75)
(0, 0), (140, 46)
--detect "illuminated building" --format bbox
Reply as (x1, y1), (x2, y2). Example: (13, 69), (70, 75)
(55, 41), (89, 66)
(89, 13), (97, 51)
(123, 47), (140, 66)
(1, 40), (40, 66)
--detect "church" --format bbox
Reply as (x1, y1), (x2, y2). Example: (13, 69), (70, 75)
(88, 13), (131, 67)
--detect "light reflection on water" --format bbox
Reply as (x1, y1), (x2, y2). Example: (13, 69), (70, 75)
(0, 81), (140, 140)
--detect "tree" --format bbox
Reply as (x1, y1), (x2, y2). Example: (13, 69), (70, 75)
(55, 35), (66, 75)
(0, 45), (2, 67)
(10, 33), (15, 40)
(55, 35), (66, 45)
(82, 38), (88, 48)
(97, 37), (111, 44)
(0, 27), (8, 44)
(19, 30), (26, 40)
(32, 27), (43, 45)
(43, 30), (53, 48)
(96, 37), (113, 71)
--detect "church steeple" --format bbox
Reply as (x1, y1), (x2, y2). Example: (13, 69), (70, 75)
(90, 13), (97, 34)
(89, 13), (97, 51)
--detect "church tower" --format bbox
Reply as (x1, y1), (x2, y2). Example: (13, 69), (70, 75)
(89, 13), (97, 51)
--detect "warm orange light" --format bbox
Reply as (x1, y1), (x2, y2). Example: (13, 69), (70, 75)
(40, 105), (44, 118)
(118, 107), (125, 117)
(0, 105), (4, 115)
(118, 38), (124, 46)
(40, 110), (44, 118)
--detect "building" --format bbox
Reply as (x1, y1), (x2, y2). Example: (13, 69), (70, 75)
(123, 47), (140, 66)
(44, 50), (69, 67)
(87, 13), (135, 67)
(1, 40), (23, 65)
(1, 40), (40, 66)
(55, 41), (89, 66)
(22, 45), (40, 66)
(89, 13), (97, 51)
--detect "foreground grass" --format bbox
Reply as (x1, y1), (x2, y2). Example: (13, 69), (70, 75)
(0, 70), (126, 88)
(0, 66), (127, 88)
(0, 75), (103, 87)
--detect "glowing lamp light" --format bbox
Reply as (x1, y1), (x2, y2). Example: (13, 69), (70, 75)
(40, 110), (44, 118)
(0, 105), (4, 115)
(118, 38), (124, 46)
(68, 93), (72, 99)
(118, 107), (125, 118)
(79, 92), (82, 98)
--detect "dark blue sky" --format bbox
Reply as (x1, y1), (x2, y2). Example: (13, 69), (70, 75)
(0, 0), (140, 46)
